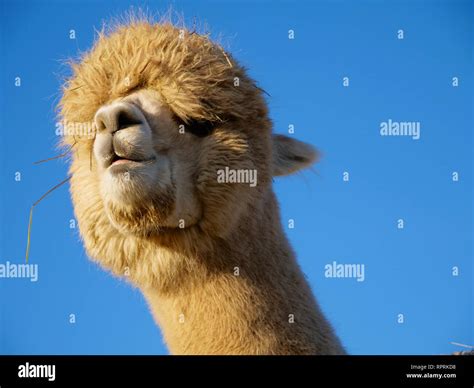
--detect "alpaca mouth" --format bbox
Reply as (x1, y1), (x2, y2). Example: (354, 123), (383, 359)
(107, 152), (156, 170)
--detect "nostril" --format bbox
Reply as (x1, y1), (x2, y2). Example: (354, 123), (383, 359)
(94, 103), (144, 134)
(95, 117), (107, 132)
(116, 111), (142, 131)
(94, 109), (110, 133)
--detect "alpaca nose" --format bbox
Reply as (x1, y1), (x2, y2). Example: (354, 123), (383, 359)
(94, 102), (144, 134)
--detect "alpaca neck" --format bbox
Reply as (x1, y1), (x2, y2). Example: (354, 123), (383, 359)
(142, 191), (344, 355)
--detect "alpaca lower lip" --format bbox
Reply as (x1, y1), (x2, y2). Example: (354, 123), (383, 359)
(111, 159), (137, 166)
(108, 157), (156, 171)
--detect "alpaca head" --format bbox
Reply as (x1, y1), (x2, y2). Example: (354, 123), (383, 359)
(59, 21), (317, 281)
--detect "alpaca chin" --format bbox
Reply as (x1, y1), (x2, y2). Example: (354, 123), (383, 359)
(100, 168), (177, 236)
(103, 191), (176, 237)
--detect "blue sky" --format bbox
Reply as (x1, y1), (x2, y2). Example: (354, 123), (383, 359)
(0, 0), (472, 355)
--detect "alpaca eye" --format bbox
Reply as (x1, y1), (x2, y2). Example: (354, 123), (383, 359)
(184, 119), (214, 137)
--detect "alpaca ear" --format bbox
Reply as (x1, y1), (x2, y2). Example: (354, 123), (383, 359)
(272, 134), (319, 176)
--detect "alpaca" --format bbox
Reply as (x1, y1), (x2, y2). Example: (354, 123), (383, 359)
(59, 19), (345, 355)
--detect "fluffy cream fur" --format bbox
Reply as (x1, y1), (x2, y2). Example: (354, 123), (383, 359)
(59, 18), (345, 355)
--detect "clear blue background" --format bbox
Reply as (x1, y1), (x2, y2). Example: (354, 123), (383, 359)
(0, 0), (472, 355)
